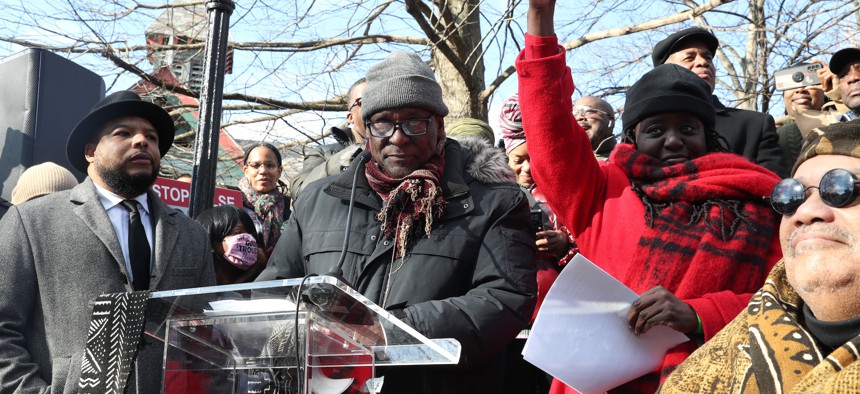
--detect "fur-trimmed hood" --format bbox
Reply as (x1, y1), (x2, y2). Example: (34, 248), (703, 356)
(450, 136), (516, 184)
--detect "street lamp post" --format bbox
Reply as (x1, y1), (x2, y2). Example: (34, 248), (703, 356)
(188, 0), (235, 218)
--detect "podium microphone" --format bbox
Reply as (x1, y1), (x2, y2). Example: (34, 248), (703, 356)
(326, 151), (371, 281)
(303, 151), (374, 325)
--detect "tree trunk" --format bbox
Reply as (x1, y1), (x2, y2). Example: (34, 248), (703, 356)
(430, 0), (487, 122)
(733, 0), (765, 111)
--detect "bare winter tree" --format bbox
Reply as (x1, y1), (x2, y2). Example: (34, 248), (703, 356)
(678, 0), (860, 112)
(0, 0), (856, 183)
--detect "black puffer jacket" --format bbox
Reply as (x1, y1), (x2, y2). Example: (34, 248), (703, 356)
(259, 137), (537, 394)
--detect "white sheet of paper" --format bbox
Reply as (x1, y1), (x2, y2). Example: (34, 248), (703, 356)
(522, 254), (690, 394)
(203, 298), (297, 316)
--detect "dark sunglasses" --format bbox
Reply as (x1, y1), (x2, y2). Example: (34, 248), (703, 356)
(769, 168), (860, 215)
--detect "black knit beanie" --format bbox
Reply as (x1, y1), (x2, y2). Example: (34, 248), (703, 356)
(622, 63), (716, 135)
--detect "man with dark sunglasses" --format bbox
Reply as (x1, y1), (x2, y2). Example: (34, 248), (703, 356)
(661, 119), (860, 393)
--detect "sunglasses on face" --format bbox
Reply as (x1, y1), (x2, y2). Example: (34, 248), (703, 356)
(769, 168), (860, 216)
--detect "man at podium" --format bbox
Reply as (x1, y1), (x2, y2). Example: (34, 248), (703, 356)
(258, 51), (537, 394)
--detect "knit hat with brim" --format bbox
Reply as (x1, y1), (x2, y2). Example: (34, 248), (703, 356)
(66, 90), (175, 173)
(622, 63), (716, 135)
(793, 119), (860, 175)
(361, 51), (449, 121)
(11, 162), (79, 204)
(652, 27), (719, 66)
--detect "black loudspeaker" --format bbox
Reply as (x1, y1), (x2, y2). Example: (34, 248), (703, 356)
(0, 48), (105, 201)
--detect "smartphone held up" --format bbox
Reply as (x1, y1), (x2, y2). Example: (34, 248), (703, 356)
(775, 63), (823, 91)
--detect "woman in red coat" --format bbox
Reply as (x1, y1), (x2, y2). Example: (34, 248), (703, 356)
(517, 1), (783, 392)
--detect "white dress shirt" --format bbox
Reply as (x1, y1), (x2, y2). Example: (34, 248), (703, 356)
(93, 183), (154, 284)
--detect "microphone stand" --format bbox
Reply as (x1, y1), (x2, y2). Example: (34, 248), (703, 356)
(302, 152), (374, 326)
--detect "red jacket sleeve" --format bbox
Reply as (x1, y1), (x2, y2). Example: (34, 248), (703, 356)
(516, 34), (607, 235)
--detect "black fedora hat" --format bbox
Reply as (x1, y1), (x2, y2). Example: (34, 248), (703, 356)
(66, 90), (175, 173)
(652, 27), (719, 67)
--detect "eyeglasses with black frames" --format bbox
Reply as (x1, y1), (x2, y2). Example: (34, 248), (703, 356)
(365, 116), (433, 138)
(349, 98), (362, 111)
(768, 168), (860, 215)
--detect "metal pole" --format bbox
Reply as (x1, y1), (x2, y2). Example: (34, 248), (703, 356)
(189, 0), (235, 219)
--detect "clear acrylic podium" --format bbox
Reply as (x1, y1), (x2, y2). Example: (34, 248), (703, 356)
(144, 276), (461, 394)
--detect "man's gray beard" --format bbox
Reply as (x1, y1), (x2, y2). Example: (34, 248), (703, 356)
(97, 163), (159, 197)
(786, 222), (856, 258)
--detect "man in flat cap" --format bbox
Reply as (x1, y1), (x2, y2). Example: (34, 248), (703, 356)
(660, 119), (860, 392)
(829, 47), (860, 122)
(653, 27), (787, 176)
(259, 51), (536, 394)
(0, 91), (215, 393)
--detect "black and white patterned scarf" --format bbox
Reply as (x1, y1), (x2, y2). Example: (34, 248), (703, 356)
(79, 291), (150, 394)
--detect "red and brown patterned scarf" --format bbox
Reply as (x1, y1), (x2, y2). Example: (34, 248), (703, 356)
(365, 154), (446, 258)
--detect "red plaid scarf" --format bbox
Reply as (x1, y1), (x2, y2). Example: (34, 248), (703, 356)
(610, 142), (779, 297)
(365, 154), (446, 258)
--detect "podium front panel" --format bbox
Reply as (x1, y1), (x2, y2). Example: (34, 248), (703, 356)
(146, 277), (460, 393)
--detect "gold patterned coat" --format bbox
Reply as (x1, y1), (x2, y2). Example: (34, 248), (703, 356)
(659, 260), (860, 393)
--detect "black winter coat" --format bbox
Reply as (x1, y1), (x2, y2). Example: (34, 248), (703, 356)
(713, 96), (788, 177)
(258, 138), (537, 394)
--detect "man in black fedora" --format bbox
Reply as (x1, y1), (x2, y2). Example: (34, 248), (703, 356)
(653, 27), (787, 176)
(0, 91), (214, 393)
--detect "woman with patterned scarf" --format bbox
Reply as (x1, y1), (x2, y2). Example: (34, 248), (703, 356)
(239, 142), (290, 257)
(515, 1), (783, 392)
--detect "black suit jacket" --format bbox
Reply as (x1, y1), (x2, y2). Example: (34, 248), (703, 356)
(713, 96), (788, 177)
(0, 197), (9, 221)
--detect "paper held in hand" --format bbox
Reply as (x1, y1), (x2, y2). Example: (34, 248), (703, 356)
(522, 254), (690, 394)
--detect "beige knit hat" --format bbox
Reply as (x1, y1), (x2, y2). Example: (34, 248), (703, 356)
(11, 162), (79, 204)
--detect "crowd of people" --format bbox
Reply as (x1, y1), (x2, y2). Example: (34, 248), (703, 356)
(1, 0), (860, 392)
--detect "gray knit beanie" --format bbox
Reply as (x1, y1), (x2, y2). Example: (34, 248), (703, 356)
(361, 51), (449, 121)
